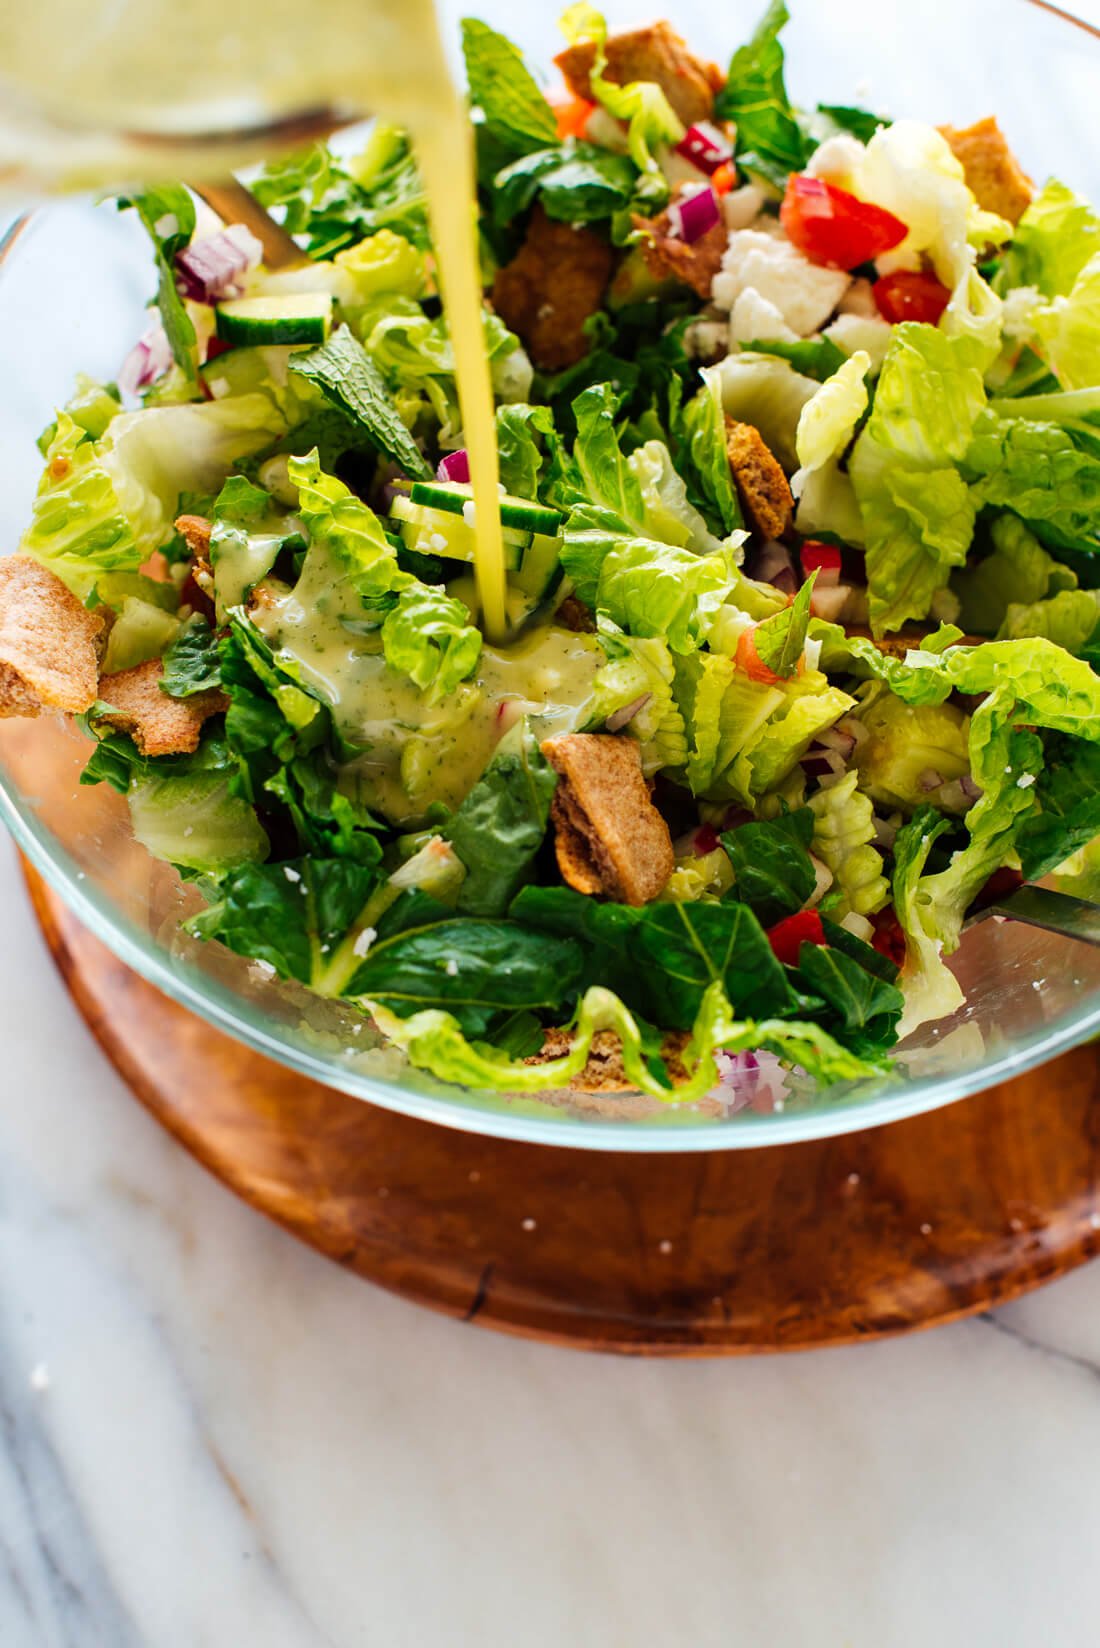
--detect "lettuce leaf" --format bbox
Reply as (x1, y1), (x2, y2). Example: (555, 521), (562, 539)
(1017, 735), (1100, 882)
(891, 806), (965, 1036)
(720, 810), (816, 926)
(117, 185), (198, 378)
(792, 939), (904, 1057)
(561, 519), (738, 652)
(714, 0), (809, 182)
(670, 370), (743, 536)
(849, 324), (987, 634)
(963, 410), (1100, 557)
(753, 572), (816, 677)
(794, 351), (871, 476)
(807, 770), (889, 918)
(446, 720), (558, 917)
(559, 5), (683, 200)
(490, 143), (638, 225)
(496, 403), (556, 499)
(128, 769), (268, 873)
(1001, 179), (1100, 300)
(952, 514), (1078, 636)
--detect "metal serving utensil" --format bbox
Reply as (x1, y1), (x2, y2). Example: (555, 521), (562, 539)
(965, 885), (1100, 947)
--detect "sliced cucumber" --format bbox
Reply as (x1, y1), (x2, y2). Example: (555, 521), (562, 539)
(214, 294), (333, 347)
(389, 495), (527, 570)
(409, 480), (562, 537)
(509, 531), (564, 623)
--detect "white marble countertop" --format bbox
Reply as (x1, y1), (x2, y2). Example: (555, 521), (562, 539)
(2, 836), (1100, 1648)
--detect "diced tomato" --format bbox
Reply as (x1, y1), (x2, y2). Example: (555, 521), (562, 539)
(780, 174), (908, 270)
(766, 910), (826, 966)
(204, 335), (232, 364)
(693, 823), (720, 855)
(970, 865), (1025, 915)
(870, 907), (907, 969)
(551, 95), (596, 141)
(873, 269), (952, 325)
(735, 626), (782, 686)
(800, 541), (842, 587)
(711, 161), (736, 196)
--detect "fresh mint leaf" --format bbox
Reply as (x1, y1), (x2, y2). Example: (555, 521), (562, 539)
(448, 722), (559, 917)
(793, 942), (904, 1055)
(744, 336), (849, 383)
(288, 324), (432, 479)
(715, 0), (809, 180)
(460, 18), (559, 156)
(160, 620), (223, 699)
(753, 572), (817, 677)
(721, 810), (816, 926)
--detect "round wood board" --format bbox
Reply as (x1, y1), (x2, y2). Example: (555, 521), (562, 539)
(23, 860), (1100, 1356)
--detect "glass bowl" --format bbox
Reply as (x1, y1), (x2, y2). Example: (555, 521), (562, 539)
(2, 0), (1099, 1151)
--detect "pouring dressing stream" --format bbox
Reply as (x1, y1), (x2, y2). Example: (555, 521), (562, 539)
(2, 0), (511, 639)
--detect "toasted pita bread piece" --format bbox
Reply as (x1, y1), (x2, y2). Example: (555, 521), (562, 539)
(555, 22), (720, 126)
(725, 419), (794, 541)
(939, 116), (1033, 225)
(98, 658), (227, 757)
(174, 514), (213, 561)
(527, 1025), (691, 1093)
(635, 200), (729, 300)
(541, 732), (674, 905)
(492, 205), (614, 371)
(0, 555), (105, 718)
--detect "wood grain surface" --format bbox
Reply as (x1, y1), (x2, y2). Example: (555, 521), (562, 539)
(23, 860), (1100, 1356)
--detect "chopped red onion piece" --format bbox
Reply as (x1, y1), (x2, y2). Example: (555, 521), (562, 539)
(674, 121), (734, 175)
(749, 539), (794, 584)
(175, 223), (263, 304)
(815, 725), (857, 758)
(668, 185), (720, 244)
(873, 814), (899, 850)
(117, 323), (173, 396)
(836, 715), (868, 748)
(605, 692), (651, 732)
(801, 748), (847, 778)
(959, 774), (983, 802)
(809, 582), (854, 623)
(918, 767), (945, 792)
(437, 449), (471, 484)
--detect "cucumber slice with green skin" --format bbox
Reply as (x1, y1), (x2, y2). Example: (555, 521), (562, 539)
(409, 480), (562, 536)
(389, 495), (527, 569)
(509, 531), (564, 622)
(215, 294), (334, 347)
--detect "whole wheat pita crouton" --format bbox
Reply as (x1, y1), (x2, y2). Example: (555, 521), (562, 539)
(492, 205), (614, 371)
(725, 419), (794, 541)
(635, 203), (728, 300)
(98, 658), (227, 757)
(541, 732), (674, 905)
(527, 1025), (691, 1092)
(0, 555), (105, 718)
(939, 117), (1033, 225)
(554, 593), (597, 634)
(555, 22), (720, 126)
(174, 513), (213, 562)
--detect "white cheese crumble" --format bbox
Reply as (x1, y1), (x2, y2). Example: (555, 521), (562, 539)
(729, 287), (797, 345)
(1016, 773), (1036, 788)
(445, 958), (459, 976)
(712, 230), (851, 335)
(284, 866), (301, 883)
(352, 925), (378, 958)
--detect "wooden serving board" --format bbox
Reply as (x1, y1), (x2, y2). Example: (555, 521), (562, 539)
(24, 860), (1100, 1355)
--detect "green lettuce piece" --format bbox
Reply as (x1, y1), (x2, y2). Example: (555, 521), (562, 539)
(953, 515), (1077, 635)
(380, 585), (484, 701)
(964, 410), (1100, 557)
(561, 517), (738, 653)
(370, 979), (883, 1102)
(447, 721), (558, 917)
(1001, 179), (1100, 300)
(22, 413), (142, 592)
(849, 324), (987, 634)
(512, 884), (804, 1029)
(793, 938), (904, 1058)
(891, 806), (965, 1036)
(100, 597), (181, 674)
(117, 185), (198, 377)
(671, 370), (743, 535)
(254, 129), (428, 257)
(998, 588), (1100, 652)
(795, 351), (871, 476)
(160, 620), (223, 698)
(715, 0), (809, 182)
(852, 687), (971, 812)
(490, 143), (637, 225)
(1017, 735), (1100, 882)
(626, 440), (733, 554)
(332, 229), (427, 304)
(591, 622), (689, 773)
(288, 324), (433, 478)
(744, 337), (849, 385)
(807, 771), (889, 918)
(128, 769), (268, 873)
(496, 403), (556, 499)
(714, 353), (820, 473)
(720, 810), (816, 927)
(37, 376), (120, 456)
(559, 4), (684, 200)
(724, 676), (856, 804)
(460, 18), (559, 157)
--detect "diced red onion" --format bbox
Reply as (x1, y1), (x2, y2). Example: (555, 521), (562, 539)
(801, 748), (848, 778)
(959, 774), (983, 802)
(605, 692), (651, 732)
(668, 185), (720, 244)
(808, 854), (834, 907)
(117, 323), (173, 396)
(809, 582), (854, 623)
(873, 814), (899, 850)
(175, 223), (263, 303)
(437, 449), (471, 484)
(836, 715), (868, 749)
(495, 699), (525, 737)
(815, 725), (857, 758)
(674, 121), (734, 175)
(918, 767), (945, 792)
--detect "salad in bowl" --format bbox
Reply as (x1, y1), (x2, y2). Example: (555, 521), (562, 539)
(5, 2), (1100, 1112)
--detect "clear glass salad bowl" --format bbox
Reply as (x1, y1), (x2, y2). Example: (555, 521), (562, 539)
(1, 0), (1099, 1152)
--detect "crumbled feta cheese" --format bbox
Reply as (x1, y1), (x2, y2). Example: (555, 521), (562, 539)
(683, 317), (730, 360)
(1016, 773), (1036, 789)
(153, 213), (178, 239)
(722, 183), (767, 231)
(806, 133), (866, 190)
(837, 277), (879, 319)
(250, 959), (276, 981)
(824, 312), (894, 373)
(729, 286), (798, 345)
(712, 230), (851, 335)
(1003, 284), (1041, 341)
(428, 532), (449, 552)
(352, 926), (377, 958)
(283, 866), (301, 883)
(462, 500), (477, 528)
(444, 958), (459, 976)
